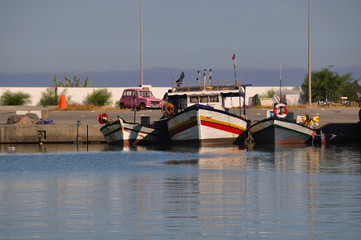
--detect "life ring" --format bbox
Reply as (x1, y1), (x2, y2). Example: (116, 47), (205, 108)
(97, 113), (108, 124)
(163, 102), (175, 116)
(274, 103), (288, 118)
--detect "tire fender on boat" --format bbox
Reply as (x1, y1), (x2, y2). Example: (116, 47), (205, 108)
(274, 103), (288, 118)
(97, 113), (109, 124)
(163, 102), (176, 116)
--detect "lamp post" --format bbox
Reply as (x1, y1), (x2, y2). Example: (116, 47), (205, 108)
(308, 0), (312, 105)
(140, 0), (143, 87)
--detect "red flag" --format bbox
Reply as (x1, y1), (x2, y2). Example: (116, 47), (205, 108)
(232, 53), (235, 60)
(280, 94), (284, 98)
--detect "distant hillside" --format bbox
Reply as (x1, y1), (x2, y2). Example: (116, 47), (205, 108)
(1, 66), (360, 87)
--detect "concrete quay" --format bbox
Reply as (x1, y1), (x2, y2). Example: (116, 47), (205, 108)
(0, 106), (166, 144)
(0, 106), (360, 144)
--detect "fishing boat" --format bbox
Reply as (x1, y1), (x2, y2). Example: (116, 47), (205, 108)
(164, 69), (250, 145)
(167, 104), (249, 145)
(247, 63), (316, 145)
(98, 113), (170, 146)
(247, 103), (316, 144)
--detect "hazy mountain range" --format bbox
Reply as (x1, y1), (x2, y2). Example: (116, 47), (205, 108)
(1, 66), (360, 88)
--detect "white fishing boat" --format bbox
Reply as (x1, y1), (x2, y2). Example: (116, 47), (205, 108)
(98, 114), (169, 146)
(247, 104), (316, 145)
(167, 104), (249, 145)
(164, 69), (250, 145)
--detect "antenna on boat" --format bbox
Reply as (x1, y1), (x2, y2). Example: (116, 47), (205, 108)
(197, 69), (212, 90)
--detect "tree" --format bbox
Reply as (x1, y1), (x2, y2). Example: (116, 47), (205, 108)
(301, 66), (358, 102)
(52, 73), (91, 87)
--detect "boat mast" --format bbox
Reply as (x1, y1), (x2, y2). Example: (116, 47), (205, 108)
(233, 47), (237, 85)
(140, 0), (143, 87)
(280, 62), (282, 100)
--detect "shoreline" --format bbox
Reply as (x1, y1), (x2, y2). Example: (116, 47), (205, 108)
(0, 106), (359, 144)
(1, 106), (360, 125)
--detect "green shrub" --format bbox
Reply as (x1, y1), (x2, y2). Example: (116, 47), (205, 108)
(115, 100), (120, 109)
(38, 88), (72, 106)
(86, 89), (112, 106)
(39, 88), (59, 106)
(0, 90), (31, 105)
(260, 89), (276, 98)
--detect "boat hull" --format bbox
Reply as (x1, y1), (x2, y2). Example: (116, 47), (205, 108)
(167, 105), (249, 145)
(100, 120), (169, 146)
(248, 118), (315, 144)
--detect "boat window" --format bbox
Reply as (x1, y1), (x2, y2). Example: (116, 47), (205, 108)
(190, 96), (199, 103)
(200, 96), (208, 103)
(168, 95), (187, 110)
(209, 95), (219, 102)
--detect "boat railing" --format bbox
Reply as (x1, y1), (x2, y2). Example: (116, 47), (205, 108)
(171, 79), (241, 93)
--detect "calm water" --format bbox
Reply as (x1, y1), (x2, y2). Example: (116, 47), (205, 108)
(0, 143), (360, 240)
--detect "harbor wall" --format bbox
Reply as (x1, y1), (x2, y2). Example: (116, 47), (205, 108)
(0, 86), (300, 107)
(0, 124), (105, 143)
(1, 122), (359, 144)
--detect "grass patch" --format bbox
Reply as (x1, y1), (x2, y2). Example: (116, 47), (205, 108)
(49, 104), (118, 111)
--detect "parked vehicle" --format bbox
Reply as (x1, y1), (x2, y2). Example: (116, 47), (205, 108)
(318, 99), (331, 106)
(119, 89), (163, 110)
(318, 91), (331, 106)
(341, 97), (350, 106)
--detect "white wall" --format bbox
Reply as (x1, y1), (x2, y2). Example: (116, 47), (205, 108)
(0, 86), (301, 107)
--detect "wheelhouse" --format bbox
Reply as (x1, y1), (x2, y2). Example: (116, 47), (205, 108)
(165, 89), (244, 112)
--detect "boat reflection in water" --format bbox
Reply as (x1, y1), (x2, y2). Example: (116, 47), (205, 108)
(247, 143), (322, 173)
(248, 143), (361, 175)
(167, 145), (248, 170)
(166, 143), (325, 173)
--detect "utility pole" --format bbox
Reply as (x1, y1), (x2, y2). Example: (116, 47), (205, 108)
(308, 0), (312, 105)
(140, 0), (143, 87)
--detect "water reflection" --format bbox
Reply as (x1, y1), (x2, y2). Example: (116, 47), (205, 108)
(0, 143), (156, 154)
(168, 145), (248, 170)
(246, 143), (361, 175)
(1, 143), (361, 239)
(164, 143), (361, 239)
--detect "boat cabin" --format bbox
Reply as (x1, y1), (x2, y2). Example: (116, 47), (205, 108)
(165, 69), (249, 114)
(164, 83), (245, 112)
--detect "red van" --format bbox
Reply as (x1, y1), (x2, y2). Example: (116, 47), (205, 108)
(119, 89), (163, 110)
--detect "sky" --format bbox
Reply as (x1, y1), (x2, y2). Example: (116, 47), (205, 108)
(0, 0), (360, 76)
